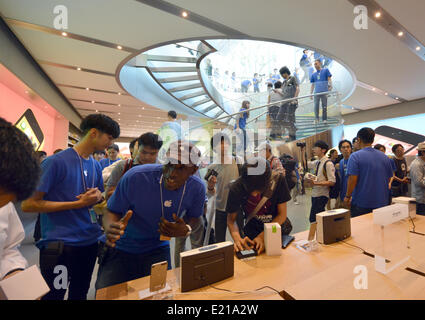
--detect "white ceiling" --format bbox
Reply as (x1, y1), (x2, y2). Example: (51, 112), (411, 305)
(0, 0), (424, 138)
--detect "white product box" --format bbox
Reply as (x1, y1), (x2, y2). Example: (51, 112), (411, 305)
(264, 223), (282, 256)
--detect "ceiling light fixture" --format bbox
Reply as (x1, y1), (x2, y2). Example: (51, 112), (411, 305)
(77, 67), (81, 71)
(182, 11), (188, 18)
(62, 32), (68, 36)
(416, 46), (421, 51)
(398, 31), (404, 37)
(118, 92), (121, 95)
(384, 92), (388, 95)
(375, 12), (381, 18)
(86, 87), (89, 90)
(91, 101), (95, 104)
(395, 97), (399, 100)
(117, 45), (122, 50)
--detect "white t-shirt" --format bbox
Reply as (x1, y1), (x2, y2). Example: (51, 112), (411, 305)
(0, 202), (27, 279)
(308, 157), (336, 198)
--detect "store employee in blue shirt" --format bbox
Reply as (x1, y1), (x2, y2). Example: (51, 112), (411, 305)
(344, 128), (394, 217)
(310, 59), (332, 124)
(95, 141), (206, 290)
(338, 139), (353, 204)
(22, 114), (120, 300)
(99, 144), (120, 169)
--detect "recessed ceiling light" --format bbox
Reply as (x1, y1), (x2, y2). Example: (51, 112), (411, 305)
(25, 90), (28, 94)
(375, 12), (381, 18)
(62, 32), (68, 36)
(142, 107), (145, 110)
(118, 112), (120, 115)
(77, 67), (81, 71)
(118, 92), (121, 95)
(118, 104), (121, 107)
(117, 45), (122, 50)
(372, 88), (376, 91)
(118, 118), (120, 121)
(416, 46), (421, 51)
(398, 31), (404, 37)
(86, 87), (89, 91)
(384, 92), (388, 95)
(91, 101), (95, 104)
(95, 110), (98, 112)
(395, 97), (399, 100)
(182, 11), (188, 18)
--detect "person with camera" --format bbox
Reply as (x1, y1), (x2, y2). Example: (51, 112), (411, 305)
(275, 66), (299, 141)
(206, 133), (242, 243)
(305, 141), (336, 223)
(226, 157), (292, 254)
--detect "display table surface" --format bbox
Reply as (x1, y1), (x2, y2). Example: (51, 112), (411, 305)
(96, 214), (425, 300)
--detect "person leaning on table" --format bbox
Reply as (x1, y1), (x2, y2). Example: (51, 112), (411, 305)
(226, 157), (292, 254)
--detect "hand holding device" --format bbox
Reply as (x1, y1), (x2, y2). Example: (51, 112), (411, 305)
(252, 234), (265, 254)
(105, 210), (133, 248)
(77, 188), (102, 207)
(158, 213), (190, 238)
(233, 236), (255, 252)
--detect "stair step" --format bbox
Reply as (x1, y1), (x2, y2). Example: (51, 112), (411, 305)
(202, 104), (218, 113)
(179, 90), (206, 101)
(150, 66), (197, 73)
(146, 54), (197, 63)
(169, 83), (203, 92)
(191, 98), (211, 107)
(158, 75), (199, 83)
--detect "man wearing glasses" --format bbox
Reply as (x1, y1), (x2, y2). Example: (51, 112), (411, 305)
(95, 141), (205, 290)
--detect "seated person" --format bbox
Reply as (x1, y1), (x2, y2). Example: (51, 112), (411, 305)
(95, 141), (206, 290)
(226, 157), (292, 254)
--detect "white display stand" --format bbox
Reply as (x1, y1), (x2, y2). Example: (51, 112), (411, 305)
(373, 204), (410, 274)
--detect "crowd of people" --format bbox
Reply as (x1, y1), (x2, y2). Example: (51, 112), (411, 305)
(1, 111), (424, 300)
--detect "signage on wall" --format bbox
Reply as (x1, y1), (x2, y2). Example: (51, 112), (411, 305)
(14, 109), (44, 151)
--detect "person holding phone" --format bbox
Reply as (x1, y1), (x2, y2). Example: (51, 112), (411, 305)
(22, 114), (120, 300)
(206, 132), (241, 243)
(95, 141), (205, 290)
(410, 142), (425, 215)
(226, 158), (292, 254)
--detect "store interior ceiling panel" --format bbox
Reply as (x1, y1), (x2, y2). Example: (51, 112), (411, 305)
(1, 0), (424, 137)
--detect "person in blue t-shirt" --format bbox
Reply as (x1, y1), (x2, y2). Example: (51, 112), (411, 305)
(241, 79), (251, 93)
(234, 100), (250, 153)
(337, 140), (353, 206)
(344, 128), (394, 217)
(299, 49), (314, 84)
(95, 141), (206, 290)
(252, 73), (262, 93)
(22, 114), (120, 300)
(310, 59), (332, 124)
(99, 144), (120, 170)
(272, 69), (281, 82)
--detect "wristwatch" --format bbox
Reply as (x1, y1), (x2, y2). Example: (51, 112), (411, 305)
(185, 224), (192, 237)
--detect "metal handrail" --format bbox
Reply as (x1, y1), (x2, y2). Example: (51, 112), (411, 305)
(188, 90), (340, 131)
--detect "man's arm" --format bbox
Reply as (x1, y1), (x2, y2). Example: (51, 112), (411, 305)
(344, 175), (358, 207)
(103, 209), (133, 248)
(227, 212), (254, 252)
(21, 189), (101, 213)
(410, 163), (425, 188)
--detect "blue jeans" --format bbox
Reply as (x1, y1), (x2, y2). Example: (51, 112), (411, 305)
(350, 204), (374, 218)
(309, 196), (329, 222)
(314, 94), (328, 121)
(95, 244), (171, 290)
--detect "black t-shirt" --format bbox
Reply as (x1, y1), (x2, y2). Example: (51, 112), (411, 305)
(226, 174), (291, 239)
(392, 157), (408, 191)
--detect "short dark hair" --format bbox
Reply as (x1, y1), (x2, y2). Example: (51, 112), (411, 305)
(107, 144), (119, 152)
(391, 143), (403, 154)
(129, 138), (137, 151)
(0, 117), (40, 201)
(352, 137), (358, 144)
(374, 144), (386, 152)
(328, 149), (338, 157)
(267, 83), (273, 88)
(240, 157), (271, 193)
(80, 114), (120, 139)
(210, 132), (231, 150)
(303, 49), (308, 53)
(279, 66), (291, 76)
(357, 127), (375, 144)
(315, 59), (322, 65)
(94, 150), (106, 156)
(314, 140), (329, 153)
(168, 110), (177, 119)
(138, 132), (163, 150)
(274, 81), (282, 89)
(338, 139), (352, 151)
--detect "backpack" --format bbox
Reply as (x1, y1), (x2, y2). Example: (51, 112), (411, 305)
(279, 154), (297, 190)
(322, 160), (340, 199)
